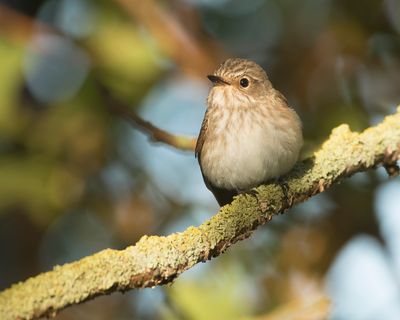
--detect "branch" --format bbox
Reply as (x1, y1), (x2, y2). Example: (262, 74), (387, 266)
(0, 4), (50, 45)
(111, 102), (197, 151)
(114, 0), (220, 77)
(102, 85), (197, 152)
(1, 108), (400, 320)
(0, 3), (197, 152)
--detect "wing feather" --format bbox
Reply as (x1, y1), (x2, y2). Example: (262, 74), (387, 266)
(195, 109), (209, 159)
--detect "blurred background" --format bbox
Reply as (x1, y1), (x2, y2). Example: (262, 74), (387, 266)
(0, 0), (400, 319)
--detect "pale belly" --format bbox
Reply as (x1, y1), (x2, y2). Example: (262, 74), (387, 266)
(200, 123), (301, 190)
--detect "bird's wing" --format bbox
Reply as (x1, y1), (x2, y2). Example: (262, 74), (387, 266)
(195, 109), (209, 159)
(274, 89), (289, 106)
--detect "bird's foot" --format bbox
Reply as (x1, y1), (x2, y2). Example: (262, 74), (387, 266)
(237, 188), (259, 203)
(276, 177), (292, 210)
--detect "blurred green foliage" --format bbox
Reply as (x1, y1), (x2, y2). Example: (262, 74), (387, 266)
(0, 0), (400, 319)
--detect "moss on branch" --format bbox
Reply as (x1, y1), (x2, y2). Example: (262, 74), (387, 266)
(1, 107), (400, 320)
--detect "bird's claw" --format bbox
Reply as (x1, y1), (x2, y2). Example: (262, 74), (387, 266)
(277, 177), (292, 209)
(238, 188), (260, 203)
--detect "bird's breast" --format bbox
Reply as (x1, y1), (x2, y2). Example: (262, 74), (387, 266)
(200, 106), (302, 190)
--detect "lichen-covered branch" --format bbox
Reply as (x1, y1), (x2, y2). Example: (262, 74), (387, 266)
(1, 108), (400, 320)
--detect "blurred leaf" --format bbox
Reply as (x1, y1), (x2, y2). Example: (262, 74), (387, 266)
(87, 6), (162, 102)
(246, 295), (330, 320)
(0, 156), (83, 225)
(163, 265), (252, 320)
(0, 40), (24, 135)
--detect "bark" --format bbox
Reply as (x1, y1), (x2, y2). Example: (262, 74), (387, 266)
(1, 107), (399, 320)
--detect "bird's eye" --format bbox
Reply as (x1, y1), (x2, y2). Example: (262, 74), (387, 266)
(239, 78), (249, 88)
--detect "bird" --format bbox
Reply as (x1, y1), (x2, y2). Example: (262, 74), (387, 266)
(195, 58), (303, 206)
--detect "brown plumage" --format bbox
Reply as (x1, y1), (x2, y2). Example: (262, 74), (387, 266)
(196, 58), (303, 206)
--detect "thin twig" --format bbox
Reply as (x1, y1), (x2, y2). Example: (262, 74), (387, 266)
(0, 4), (197, 152)
(100, 84), (197, 151)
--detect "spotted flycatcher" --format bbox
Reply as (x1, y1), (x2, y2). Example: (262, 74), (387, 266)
(196, 58), (303, 206)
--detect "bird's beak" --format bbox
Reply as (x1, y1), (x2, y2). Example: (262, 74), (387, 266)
(207, 75), (230, 85)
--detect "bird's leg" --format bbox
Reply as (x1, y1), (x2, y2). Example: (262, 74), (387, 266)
(276, 177), (292, 210)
